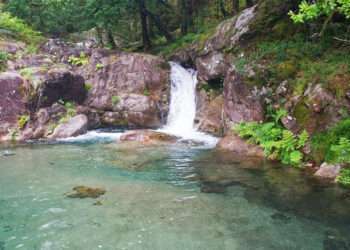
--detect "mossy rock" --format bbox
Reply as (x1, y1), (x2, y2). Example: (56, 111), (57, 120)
(274, 60), (298, 80)
(66, 186), (106, 199)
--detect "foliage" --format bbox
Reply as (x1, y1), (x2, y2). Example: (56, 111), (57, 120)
(336, 168), (350, 187)
(68, 52), (89, 66)
(0, 51), (9, 72)
(85, 83), (93, 91)
(17, 115), (30, 129)
(330, 137), (350, 164)
(0, 12), (42, 45)
(95, 63), (104, 70)
(57, 100), (77, 124)
(111, 95), (120, 105)
(235, 121), (309, 166)
(290, 0), (350, 23)
(312, 119), (350, 163)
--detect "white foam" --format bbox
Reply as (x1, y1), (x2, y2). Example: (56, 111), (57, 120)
(57, 131), (122, 143)
(159, 62), (218, 147)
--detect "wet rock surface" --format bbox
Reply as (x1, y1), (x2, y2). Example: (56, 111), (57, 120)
(66, 186), (106, 199)
(216, 134), (264, 159)
(51, 114), (88, 139)
(119, 130), (178, 145)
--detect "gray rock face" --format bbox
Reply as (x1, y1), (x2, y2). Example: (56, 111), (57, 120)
(314, 163), (342, 182)
(0, 72), (26, 137)
(81, 49), (170, 128)
(223, 68), (264, 129)
(51, 114), (88, 139)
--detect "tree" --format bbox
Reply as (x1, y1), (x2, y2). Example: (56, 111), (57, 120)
(289, 0), (350, 36)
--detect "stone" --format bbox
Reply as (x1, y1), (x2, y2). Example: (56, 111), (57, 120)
(223, 68), (264, 129)
(82, 50), (170, 127)
(66, 186), (106, 199)
(314, 163), (342, 182)
(196, 52), (227, 82)
(35, 67), (87, 108)
(216, 134), (265, 159)
(196, 95), (224, 136)
(0, 72), (26, 137)
(51, 114), (88, 139)
(119, 130), (177, 145)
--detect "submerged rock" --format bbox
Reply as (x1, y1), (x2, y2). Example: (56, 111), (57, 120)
(119, 130), (178, 145)
(66, 186), (106, 199)
(216, 134), (264, 159)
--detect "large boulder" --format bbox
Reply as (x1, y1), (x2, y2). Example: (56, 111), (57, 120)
(196, 94), (224, 136)
(34, 66), (87, 109)
(50, 114), (88, 139)
(81, 49), (170, 128)
(223, 68), (264, 130)
(0, 72), (26, 138)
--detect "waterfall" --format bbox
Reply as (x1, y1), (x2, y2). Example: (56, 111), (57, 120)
(160, 62), (218, 146)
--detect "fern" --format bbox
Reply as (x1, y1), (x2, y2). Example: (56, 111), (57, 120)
(234, 122), (309, 166)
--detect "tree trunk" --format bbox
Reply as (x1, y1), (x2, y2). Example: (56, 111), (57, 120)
(145, 10), (173, 42)
(107, 28), (117, 49)
(138, 0), (151, 50)
(219, 0), (229, 17)
(232, 0), (239, 15)
(181, 0), (193, 35)
(246, 0), (254, 7)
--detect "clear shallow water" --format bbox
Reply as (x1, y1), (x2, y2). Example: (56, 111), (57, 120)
(0, 141), (350, 250)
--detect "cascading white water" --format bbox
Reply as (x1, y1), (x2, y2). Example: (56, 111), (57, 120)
(163, 62), (198, 134)
(160, 62), (218, 146)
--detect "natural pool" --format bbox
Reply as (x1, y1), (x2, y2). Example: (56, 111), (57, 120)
(0, 139), (350, 250)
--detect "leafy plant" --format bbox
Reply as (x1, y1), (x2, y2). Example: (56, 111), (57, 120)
(234, 122), (308, 166)
(312, 119), (350, 163)
(111, 95), (120, 105)
(289, 0), (350, 36)
(0, 12), (42, 45)
(17, 115), (29, 129)
(330, 137), (350, 164)
(336, 168), (350, 187)
(68, 52), (89, 66)
(0, 51), (9, 71)
(84, 83), (93, 92)
(143, 88), (150, 96)
(95, 63), (104, 70)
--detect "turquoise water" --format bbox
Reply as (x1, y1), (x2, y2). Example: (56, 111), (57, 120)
(0, 141), (350, 250)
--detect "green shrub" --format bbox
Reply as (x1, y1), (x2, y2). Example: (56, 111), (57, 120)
(68, 52), (89, 66)
(111, 95), (120, 105)
(312, 119), (350, 163)
(330, 137), (350, 164)
(17, 115), (29, 129)
(84, 83), (93, 91)
(234, 121), (308, 166)
(0, 51), (9, 71)
(0, 12), (42, 45)
(336, 168), (350, 187)
(95, 63), (104, 70)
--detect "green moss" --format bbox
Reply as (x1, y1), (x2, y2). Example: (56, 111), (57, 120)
(111, 95), (120, 105)
(293, 101), (311, 129)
